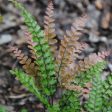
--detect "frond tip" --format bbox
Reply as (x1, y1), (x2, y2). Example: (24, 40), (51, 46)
(75, 50), (110, 74)
(44, 0), (57, 56)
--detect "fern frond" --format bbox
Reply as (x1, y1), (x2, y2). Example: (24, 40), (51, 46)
(74, 61), (107, 87)
(10, 69), (50, 108)
(86, 73), (112, 112)
(85, 74), (103, 112)
(56, 15), (88, 86)
(102, 99), (112, 112)
(10, 46), (38, 77)
(64, 84), (82, 92)
(98, 50), (111, 59)
(57, 20), (88, 71)
(44, 0), (57, 56)
(66, 15), (88, 39)
(102, 106), (112, 112)
(72, 15), (88, 31)
(60, 47), (110, 85)
(102, 73), (112, 100)
(62, 61), (106, 92)
(75, 51), (110, 74)
(59, 42), (88, 86)
(59, 91), (81, 112)
(9, 1), (112, 112)
(10, 0), (57, 96)
(23, 28), (37, 60)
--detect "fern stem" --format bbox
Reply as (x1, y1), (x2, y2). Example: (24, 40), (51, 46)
(57, 46), (68, 84)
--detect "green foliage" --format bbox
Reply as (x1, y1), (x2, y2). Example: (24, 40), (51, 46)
(101, 74), (112, 112)
(9, 0), (112, 112)
(74, 61), (106, 87)
(102, 106), (112, 112)
(59, 91), (81, 112)
(48, 104), (60, 112)
(85, 73), (112, 112)
(10, 69), (50, 108)
(102, 100), (112, 112)
(102, 73), (112, 99)
(85, 74), (103, 112)
(10, 0), (56, 96)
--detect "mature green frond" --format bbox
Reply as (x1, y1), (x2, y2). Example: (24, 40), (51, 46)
(74, 61), (106, 87)
(102, 106), (112, 112)
(59, 91), (81, 112)
(85, 74), (103, 112)
(102, 100), (112, 112)
(10, 69), (50, 107)
(10, 0), (57, 96)
(102, 73), (112, 99)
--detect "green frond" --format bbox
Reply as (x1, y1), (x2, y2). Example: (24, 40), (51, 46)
(59, 91), (81, 112)
(102, 73), (112, 99)
(85, 76), (102, 112)
(10, 69), (50, 108)
(102, 100), (112, 112)
(10, 0), (57, 96)
(85, 74), (103, 112)
(74, 61), (106, 87)
(101, 73), (112, 111)
(85, 73), (112, 112)
(48, 104), (60, 112)
(102, 106), (112, 112)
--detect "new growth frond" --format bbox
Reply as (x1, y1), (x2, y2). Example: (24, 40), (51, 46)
(10, 46), (38, 77)
(44, 0), (57, 57)
(75, 51), (110, 74)
(56, 15), (88, 87)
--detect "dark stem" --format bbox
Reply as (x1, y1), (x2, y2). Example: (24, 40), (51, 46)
(43, 106), (46, 112)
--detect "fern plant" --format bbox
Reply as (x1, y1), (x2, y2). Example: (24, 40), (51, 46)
(9, 0), (112, 112)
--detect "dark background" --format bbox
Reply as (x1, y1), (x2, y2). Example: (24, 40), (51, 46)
(0, 0), (112, 111)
